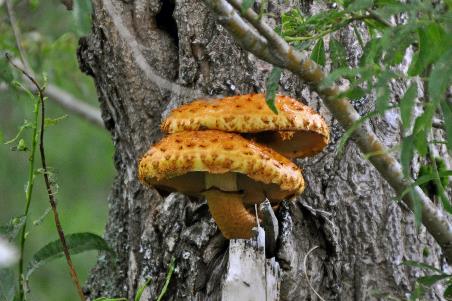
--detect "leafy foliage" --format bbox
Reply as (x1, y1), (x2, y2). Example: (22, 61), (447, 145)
(0, 1), (113, 300)
(281, 0), (451, 297)
(73, 0), (93, 36)
(265, 67), (282, 114)
(403, 260), (452, 300)
(156, 257), (176, 301)
(25, 232), (112, 281)
(418, 159), (450, 198)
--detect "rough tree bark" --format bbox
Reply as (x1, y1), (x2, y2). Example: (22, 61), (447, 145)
(77, 0), (448, 300)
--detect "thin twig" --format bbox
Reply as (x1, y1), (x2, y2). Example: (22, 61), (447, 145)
(37, 72), (87, 301)
(5, 1), (94, 296)
(303, 246), (325, 301)
(45, 84), (103, 128)
(5, 0), (103, 129)
(5, 0), (31, 73)
(7, 58), (87, 301)
(202, 0), (452, 262)
(6, 54), (40, 301)
(4, 56), (104, 128)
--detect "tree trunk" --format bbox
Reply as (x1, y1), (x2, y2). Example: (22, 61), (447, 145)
(77, 0), (447, 300)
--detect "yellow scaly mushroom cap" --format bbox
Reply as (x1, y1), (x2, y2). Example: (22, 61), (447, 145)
(138, 130), (305, 204)
(161, 93), (329, 158)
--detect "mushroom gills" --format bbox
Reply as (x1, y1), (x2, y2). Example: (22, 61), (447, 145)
(246, 130), (327, 158)
(205, 172), (238, 191)
(151, 171), (291, 205)
(202, 189), (257, 239)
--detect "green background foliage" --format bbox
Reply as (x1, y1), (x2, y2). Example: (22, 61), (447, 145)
(0, 0), (114, 300)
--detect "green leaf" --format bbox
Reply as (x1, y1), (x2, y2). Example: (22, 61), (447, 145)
(347, 0), (374, 11)
(0, 130), (3, 143)
(414, 130), (428, 156)
(408, 23), (447, 76)
(375, 70), (398, 112)
(265, 67), (282, 114)
(411, 105), (435, 156)
(360, 39), (382, 66)
(73, 0), (93, 36)
(342, 87), (367, 101)
(4, 120), (32, 145)
(0, 268), (15, 301)
(44, 115), (68, 128)
(438, 170), (452, 179)
(310, 39), (326, 66)
(399, 84), (417, 132)
(441, 102), (452, 151)
(93, 298), (127, 301)
(15, 138), (28, 152)
(418, 274), (451, 286)
(409, 282), (425, 301)
(329, 38), (348, 69)
(402, 260), (443, 273)
(401, 135), (414, 177)
(29, 0), (40, 9)
(398, 173), (441, 201)
(0, 216), (26, 241)
(241, 0), (255, 13)
(25, 232), (112, 281)
(376, 84), (390, 113)
(156, 257), (176, 301)
(444, 284), (452, 298)
(429, 49), (452, 105)
(135, 277), (152, 301)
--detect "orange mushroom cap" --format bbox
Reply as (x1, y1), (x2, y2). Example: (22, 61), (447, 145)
(138, 130), (306, 239)
(138, 130), (305, 204)
(161, 93), (329, 158)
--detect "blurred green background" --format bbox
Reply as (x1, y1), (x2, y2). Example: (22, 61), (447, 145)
(0, 0), (114, 300)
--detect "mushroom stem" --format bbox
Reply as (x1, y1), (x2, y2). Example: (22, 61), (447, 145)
(203, 190), (257, 239)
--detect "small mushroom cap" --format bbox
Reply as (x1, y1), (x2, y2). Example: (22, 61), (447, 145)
(161, 93), (329, 158)
(138, 130), (305, 203)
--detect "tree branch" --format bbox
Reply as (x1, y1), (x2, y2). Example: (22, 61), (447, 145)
(45, 84), (103, 128)
(6, 56), (86, 301)
(5, 0), (103, 129)
(5, 0), (31, 73)
(1, 78), (103, 128)
(202, 0), (452, 262)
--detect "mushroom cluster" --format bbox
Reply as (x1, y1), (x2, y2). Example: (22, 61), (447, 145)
(139, 94), (329, 239)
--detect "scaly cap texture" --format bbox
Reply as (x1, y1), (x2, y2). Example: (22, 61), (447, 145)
(138, 130), (304, 195)
(161, 93), (329, 158)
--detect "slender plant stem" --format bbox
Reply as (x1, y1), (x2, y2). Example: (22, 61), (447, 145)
(12, 65), (40, 301)
(37, 81), (87, 301)
(7, 57), (86, 301)
(5, 1), (36, 298)
(5, 3), (94, 297)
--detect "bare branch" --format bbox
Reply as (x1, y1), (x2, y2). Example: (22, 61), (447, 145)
(1, 58), (104, 128)
(5, 0), (103, 129)
(44, 85), (103, 128)
(5, 0), (31, 73)
(203, 0), (452, 262)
